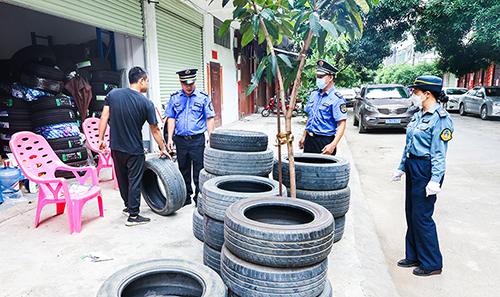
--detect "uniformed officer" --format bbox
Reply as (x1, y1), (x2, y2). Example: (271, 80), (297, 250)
(165, 69), (215, 206)
(298, 60), (347, 155)
(391, 75), (453, 277)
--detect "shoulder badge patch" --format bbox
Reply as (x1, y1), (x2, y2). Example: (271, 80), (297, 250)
(209, 102), (213, 111)
(171, 91), (180, 96)
(335, 91), (343, 98)
(200, 91), (209, 97)
(340, 103), (347, 114)
(440, 128), (452, 142)
(438, 107), (448, 118)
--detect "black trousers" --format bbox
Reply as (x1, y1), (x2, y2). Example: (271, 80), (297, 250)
(303, 133), (336, 155)
(173, 134), (205, 202)
(111, 150), (145, 216)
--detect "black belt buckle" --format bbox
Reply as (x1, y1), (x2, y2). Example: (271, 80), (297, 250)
(184, 135), (192, 140)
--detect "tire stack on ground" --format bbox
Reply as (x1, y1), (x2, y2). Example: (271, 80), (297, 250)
(274, 153), (351, 243)
(0, 95), (33, 156)
(76, 57), (120, 118)
(195, 129), (276, 277)
(222, 197), (334, 297)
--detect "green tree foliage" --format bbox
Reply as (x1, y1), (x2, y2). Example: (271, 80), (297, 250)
(412, 0), (500, 76)
(375, 62), (442, 86)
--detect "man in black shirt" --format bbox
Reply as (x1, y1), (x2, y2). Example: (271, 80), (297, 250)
(98, 67), (170, 226)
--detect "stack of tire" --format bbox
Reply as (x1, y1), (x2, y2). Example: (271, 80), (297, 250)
(194, 129), (275, 276)
(221, 197), (334, 297)
(274, 153), (351, 243)
(76, 57), (120, 118)
(30, 95), (87, 178)
(0, 95), (33, 156)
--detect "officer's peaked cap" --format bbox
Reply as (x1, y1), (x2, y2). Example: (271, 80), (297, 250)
(408, 75), (443, 93)
(316, 60), (338, 76)
(176, 68), (198, 84)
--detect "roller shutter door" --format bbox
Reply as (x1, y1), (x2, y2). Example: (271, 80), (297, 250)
(1, 0), (144, 38)
(156, 0), (204, 105)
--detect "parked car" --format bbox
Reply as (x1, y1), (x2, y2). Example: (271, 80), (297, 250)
(458, 86), (500, 120)
(353, 84), (419, 133)
(442, 87), (468, 111)
(338, 88), (356, 107)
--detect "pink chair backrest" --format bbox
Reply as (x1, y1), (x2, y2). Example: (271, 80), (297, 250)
(10, 132), (63, 180)
(83, 118), (110, 152)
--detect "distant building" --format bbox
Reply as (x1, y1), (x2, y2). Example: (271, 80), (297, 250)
(384, 35), (438, 67)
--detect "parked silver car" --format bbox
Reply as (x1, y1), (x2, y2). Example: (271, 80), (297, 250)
(458, 86), (500, 120)
(338, 88), (356, 107)
(442, 87), (468, 111)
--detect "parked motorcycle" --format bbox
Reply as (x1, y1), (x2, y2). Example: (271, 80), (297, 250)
(261, 96), (300, 117)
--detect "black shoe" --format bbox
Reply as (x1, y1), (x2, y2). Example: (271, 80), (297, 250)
(413, 267), (442, 276)
(125, 215), (151, 226)
(397, 259), (420, 268)
(183, 198), (192, 206)
(122, 207), (130, 216)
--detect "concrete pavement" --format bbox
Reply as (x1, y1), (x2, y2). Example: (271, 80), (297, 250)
(0, 113), (397, 296)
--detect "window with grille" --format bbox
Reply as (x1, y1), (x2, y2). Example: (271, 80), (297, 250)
(214, 17), (230, 49)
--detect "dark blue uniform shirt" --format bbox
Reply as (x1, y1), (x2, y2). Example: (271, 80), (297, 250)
(305, 87), (347, 136)
(164, 88), (216, 136)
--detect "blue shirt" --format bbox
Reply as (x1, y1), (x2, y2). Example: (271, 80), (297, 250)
(305, 86), (347, 136)
(398, 103), (454, 183)
(105, 88), (158, 155)
(164, 88), (216, 136)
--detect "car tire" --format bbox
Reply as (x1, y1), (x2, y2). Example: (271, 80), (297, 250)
(54, 160), (88, 179)
(224, 197), (334, 268)
(353, 114), (359, 126)
(88, 96), (106, 111)
(293, 186), (350, 219)
(22, 63), (64, 81)
(29, 95), (74, 112)
(480, 105), (489, 120)
(47, 135), (83, 151)
(334, 215), (346, 243)
(221, 245), (328, 297)
(141, 158), (186, 216)
(204, 215), (225, 251)
(199, 169), (220, 216)
(210, 129), (268, 152)
(358, 119), (367, 133)
(202, 175), (285, 222)
(90, 70), (121, 85)
(204, 147), (274, 176)
(97, 259), (226, 297)
(19, 73), (64, 94)
(193, 208), (204, 242)
(204, 243), (222, 276)
(0, 96), (31, 109)
(10, 45), (57, 80)
(273, 153), (350, 191)
(90, 81), (118, 95)
(54, 146), (88, 163)
(459, 103), (467, 116)
(31, 108), (78, 127)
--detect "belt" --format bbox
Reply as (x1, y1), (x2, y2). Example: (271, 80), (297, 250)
(408, 153), (431, 160)
(307, 131), (334, 138)
(176, 133), (203, 140)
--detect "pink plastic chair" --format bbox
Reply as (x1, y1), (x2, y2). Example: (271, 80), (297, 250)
(9, 131), (103, 234)
(82, 118), (118, 190)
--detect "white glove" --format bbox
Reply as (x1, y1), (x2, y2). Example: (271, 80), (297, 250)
(390, 170), (405, 182)
(426, 181), (441, 196)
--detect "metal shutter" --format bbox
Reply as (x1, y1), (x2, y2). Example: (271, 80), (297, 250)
(2, 0), (144, 38)
(156, 1), (204, 105)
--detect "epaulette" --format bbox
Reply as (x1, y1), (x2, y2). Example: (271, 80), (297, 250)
(200, 91), (209, 97)
(170, 91), (180, 96)
(437, 107), (448, 118)
(335, 91), (344, 98)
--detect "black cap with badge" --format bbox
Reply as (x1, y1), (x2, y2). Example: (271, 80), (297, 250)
(176, 68), (198, 85)
(316, 60), (339, 76)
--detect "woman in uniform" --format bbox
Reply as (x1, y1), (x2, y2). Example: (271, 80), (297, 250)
(390, 75), (454, 277)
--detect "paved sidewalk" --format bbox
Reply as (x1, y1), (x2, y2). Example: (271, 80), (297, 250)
(0, 114), (397, 296)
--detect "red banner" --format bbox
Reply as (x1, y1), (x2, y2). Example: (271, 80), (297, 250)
(488, 64), (494, 86)
(468, 73), (474, 89)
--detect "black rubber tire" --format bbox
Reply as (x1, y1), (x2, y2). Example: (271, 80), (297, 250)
(97, 259), (226, 297)
(204, 147), (274, 176)
(88, 110), (102, 118)
(22, 63), (64, 81)
(202, 175), (285, 221)
(224, 197), (334, 268)
(47, 136), (83, 150)
(0, 109), (32, 120)
(274, 153), (350, 191)
(204, 243), (222, 276)
(90, 81), (118, 95)
(90, 70), (121, 85)
(358, 120), (368, 133)
(204, 215), (225, 251)
(29, 95), (74, 112)
(0, 96), (31, 109)
(76, 57), (111, 72)
(261, 109), (270, 117)
(459, 103), (467, 116)
(228, 279), (332, 297)
(10, 45), (57, 80)
(293, 186), (350, 219)
(141, 158), (186, 216)
(55, 160), (88, 179)
(210, 129), (268, 152)
(193, 208), (204, 242)
(353, 114), (359, 126)
(199, 169), (219, 215)
(221, 245), (328, 297)
(19, 73), (64, 94)
(334, 215), (346, 243)
(88, 95), (106, 111)
(54, 146), (88, 163)
(0, 123), (34, 133)
(480, 105), (489, 120)
(31, 108), (77, 127)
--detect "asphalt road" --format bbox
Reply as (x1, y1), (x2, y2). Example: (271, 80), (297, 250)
(343, 109), (500, 296)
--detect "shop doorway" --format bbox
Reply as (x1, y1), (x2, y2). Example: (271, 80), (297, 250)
(210, 61), (222, 127)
